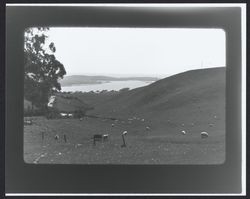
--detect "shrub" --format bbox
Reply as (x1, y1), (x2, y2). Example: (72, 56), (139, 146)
(45, 108), (60, 119)
(73, 110), (86, 118)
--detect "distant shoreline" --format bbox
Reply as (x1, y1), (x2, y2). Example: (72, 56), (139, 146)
(60, 75), (160, 87)
(61, 80), (155, 93)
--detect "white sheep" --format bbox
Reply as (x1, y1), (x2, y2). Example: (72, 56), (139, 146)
(24, 120), (32, 125)
(181, 130), (186, 135)
(141, 119), (145, 122)
(111, 123), (115, 127)
(102, 134), (109, 141)
(60, 113), (69, 118)
(201, 132), (209, 138)
(54, 134), (59, 140)
(122, 131), (128, 135)
(146, 126), (151, 131)
(75, 143), (82, 148)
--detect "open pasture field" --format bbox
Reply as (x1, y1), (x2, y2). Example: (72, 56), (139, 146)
(24, 116), (225, 164)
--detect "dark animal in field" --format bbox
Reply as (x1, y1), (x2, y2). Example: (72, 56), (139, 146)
(201, 132), (209, 138)
(93, 134), (109, 145)
(102, 134), (109, 141)
(54, 134), (59, 140)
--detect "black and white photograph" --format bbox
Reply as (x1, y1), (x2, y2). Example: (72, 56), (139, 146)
(5, 3), (246, 196)
(23, 27), (226, 164)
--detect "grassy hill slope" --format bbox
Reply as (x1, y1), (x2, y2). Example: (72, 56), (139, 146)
(90, 67), (225, 135)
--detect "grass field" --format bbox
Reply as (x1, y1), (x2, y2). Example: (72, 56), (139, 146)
(24, 68), (225, 164)
(24, 116), (225, 164)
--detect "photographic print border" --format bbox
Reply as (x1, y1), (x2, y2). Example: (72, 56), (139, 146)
(5, 3), (246, 196)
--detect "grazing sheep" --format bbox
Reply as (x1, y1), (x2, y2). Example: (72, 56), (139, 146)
(75, 143), (82, 148)
(60, 113), (67, 117)
(181, 130), (186, 135)
(79, 117), (83, 121)
(122, 131), (128, 135)
(146, 126), (151, 131)
(214, 115), (217, 119)
(68, 113), (73, 117)
(93, 134), (109, 145)
(111, 123), (115, 127)
(209, 123), (214, 127)
(93, 134), (103, 145)
(181, 123), (185, 127)
(201, 132), (209, 138)
(102, 134), (109, 141)
(54, 134), (59, 140)
(24, 120), (32, 125)
(141, 119), (145, 122)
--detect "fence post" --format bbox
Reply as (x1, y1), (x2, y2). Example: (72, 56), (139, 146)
(42, 131), (44, 140)
(64, 134), (67, 143)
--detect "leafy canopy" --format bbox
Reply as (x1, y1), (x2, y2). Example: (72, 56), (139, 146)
(24, 27), (66, 110)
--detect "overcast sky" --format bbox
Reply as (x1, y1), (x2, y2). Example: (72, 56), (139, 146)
(47, 27), (225, 78)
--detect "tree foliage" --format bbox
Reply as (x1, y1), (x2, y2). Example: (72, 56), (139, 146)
(24, 27), (66, 111)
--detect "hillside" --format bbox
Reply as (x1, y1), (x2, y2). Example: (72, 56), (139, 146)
(89, 67), (226, 134)
(59, 75), (160, 87)
(24, 67), (226, 164)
